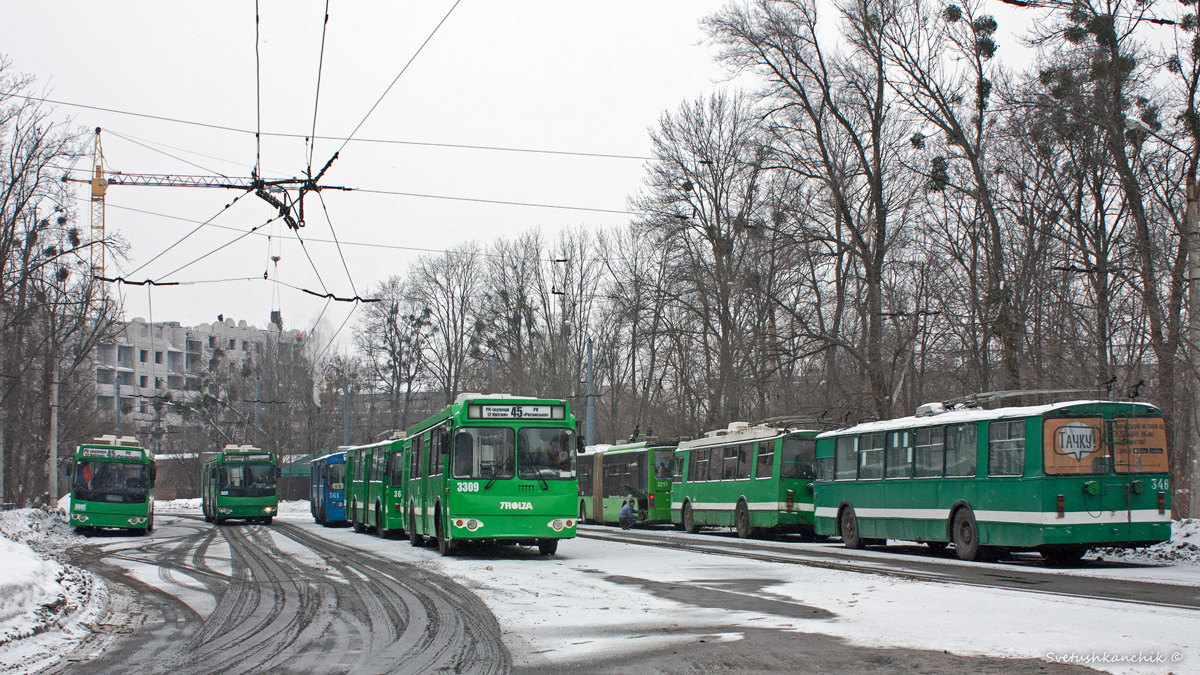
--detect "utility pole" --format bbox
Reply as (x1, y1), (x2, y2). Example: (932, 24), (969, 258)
(254, 377), (262, 447)
(47, 355), (59, 505)
(342, 376), (350, 447)
(586, 339), (594, 448)
(1188, 169), (1200, 519)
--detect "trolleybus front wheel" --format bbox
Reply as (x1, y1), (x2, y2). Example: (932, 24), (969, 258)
(579, 500), (587, 524)
(537, 539), (558, 556)
(682, 502), (699, 534)
(435, 513), (456, 556)
(952, 507), (980, 561)
(840, 506), (864, 549)
(735, 501), (756, 539)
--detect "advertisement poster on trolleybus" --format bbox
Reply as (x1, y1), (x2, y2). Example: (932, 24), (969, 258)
(1043, 417), (1168, 474)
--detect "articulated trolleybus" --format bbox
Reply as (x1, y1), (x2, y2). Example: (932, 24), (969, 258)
(68, 435), (156, 535)
(814, 400), (1172, 563)
(202, 445), (280, 524)
(310, 449), (348, 526)
(404, 394), (580, 556)
(578, 437), (678, 526)
(672, 422), (820, 538)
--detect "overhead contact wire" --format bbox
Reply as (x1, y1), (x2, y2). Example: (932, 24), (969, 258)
(308, 0), (331, 173)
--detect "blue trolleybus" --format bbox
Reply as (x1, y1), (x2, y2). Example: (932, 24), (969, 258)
(310, 449), (348, 526)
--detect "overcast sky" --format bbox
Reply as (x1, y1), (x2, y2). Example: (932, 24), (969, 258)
(0, 1), (1097, 353)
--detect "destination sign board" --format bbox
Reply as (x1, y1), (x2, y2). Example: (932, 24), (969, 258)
(467, 404), (564, 420)
(82, 447), (144, 460)
(226, 453), (273, 462)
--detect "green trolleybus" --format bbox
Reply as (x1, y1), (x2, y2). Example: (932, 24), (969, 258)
(578, 438), (678, 526)
(346, 437), (407, 538)
(202, 445), (280, 525)
(813, 400), (1173, 563)
(406, 394), (580, 556)
(671, 422), (820, 538)
(68, 435), (156, 535)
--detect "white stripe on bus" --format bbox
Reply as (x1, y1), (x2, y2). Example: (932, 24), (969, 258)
(812, 506), (1170, 525)
(670, 501), (814, 512)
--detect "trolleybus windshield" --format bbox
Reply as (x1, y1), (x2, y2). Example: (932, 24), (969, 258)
(73, 461), (149, 503)
(327, 462), (345, 490)
(653, 449), (675, 480)
(453, 427), (515, 480)
(780, 438), (816, 479)
(517, 428), (576, 479)
(219, 463), (277, 497)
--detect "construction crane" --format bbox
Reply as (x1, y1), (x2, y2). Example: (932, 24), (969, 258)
(63, 127), (349, 276)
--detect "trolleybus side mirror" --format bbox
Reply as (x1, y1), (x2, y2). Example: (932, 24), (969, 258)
(440, 429), (451, 452)
(577, 436), (585, 452)
(150, 463), (157, 483)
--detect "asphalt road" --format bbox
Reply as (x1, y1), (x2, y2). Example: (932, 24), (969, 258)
(48, 514), (508, 675)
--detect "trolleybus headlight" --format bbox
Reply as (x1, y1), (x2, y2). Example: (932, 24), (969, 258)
(219, 508), (232, 514)
(263, 506), (275, 513)
(467, 519), (481, 531)
(549, 519), (565, 532)
(455, 519), (465, 528)
(70, 513), (88, 522)
(128, 517), (146, 525)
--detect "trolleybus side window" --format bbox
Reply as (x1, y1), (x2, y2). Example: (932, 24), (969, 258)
(672, 452), (684, 484)
(578, 458), (592, 495)
(834, 436), (857, 480)
(988, 420), (1025, 476)
(756, 439), (775, 479)
(518, 427), (577, 479)
(780, 437), (816, 479)
(858, 433), (885, 480)
(452, 427), (515, 480)
(736, 443), (753, 480)
(944, 424), (977, 477)
(694, 449), (708, 482)
(355, 449), (365, 482)
(886, 431), (913, 479)
(815, 455), (834, 482)
(722, 446), (738, 481)
(412, 437), (423, 479)
(388, 451), (404, 485)
(914, 427), (945, 478)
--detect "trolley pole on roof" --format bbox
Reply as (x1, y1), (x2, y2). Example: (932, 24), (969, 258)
(586, 339), (594, 447)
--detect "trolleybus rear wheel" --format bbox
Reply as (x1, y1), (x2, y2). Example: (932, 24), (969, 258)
(408, 508), (423, 547)
(537, 538), (558, 556)
(377, 504), (390, 539)
(682, 502), (699, 534)
(952, 507), (980, 561)
(352, 502), (366, 533)
(735, 501), (755, 539)
(840, 506), (864, 549)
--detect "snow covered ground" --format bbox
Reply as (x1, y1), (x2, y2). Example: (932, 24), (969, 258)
(281, 510), (1200, 675)
(2, 499), (1198, 674)
(0, 504), (105, 674)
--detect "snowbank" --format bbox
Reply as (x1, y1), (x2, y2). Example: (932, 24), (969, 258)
(0, 508), (105, 673)
(1095, 519), (1200, 564)
(156, 498), (309, 515)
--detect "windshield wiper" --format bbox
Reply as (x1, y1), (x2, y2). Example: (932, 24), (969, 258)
(483, 477), (499, 490)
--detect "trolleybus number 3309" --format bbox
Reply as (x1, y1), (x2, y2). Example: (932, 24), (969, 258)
(457, 482), (481, 493)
